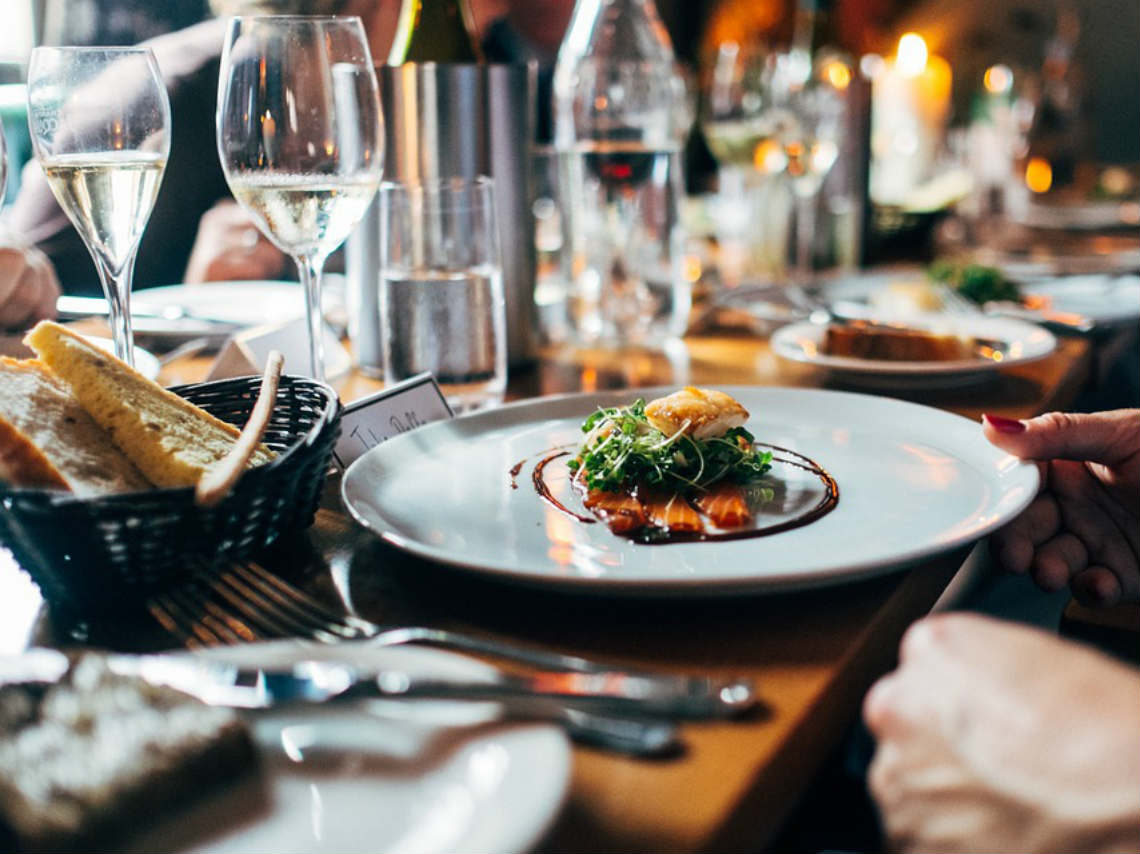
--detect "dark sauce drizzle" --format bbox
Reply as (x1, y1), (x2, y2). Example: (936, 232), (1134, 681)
(512, 442), (839, 545)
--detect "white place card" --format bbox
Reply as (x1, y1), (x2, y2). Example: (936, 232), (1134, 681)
(207, 317), (351, 381)
(332, 373), (453, 469)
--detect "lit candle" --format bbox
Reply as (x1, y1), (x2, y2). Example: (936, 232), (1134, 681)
(869, 33), (953, 205)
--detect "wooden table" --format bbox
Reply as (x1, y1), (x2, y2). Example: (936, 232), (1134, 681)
(2, 330), (1093, 853)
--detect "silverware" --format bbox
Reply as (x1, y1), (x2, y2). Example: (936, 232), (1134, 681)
(153, 561), (660, 677)
(56, 295), (241, 339)
(146, 564), (710, 756)
(110, 655), (755, 719)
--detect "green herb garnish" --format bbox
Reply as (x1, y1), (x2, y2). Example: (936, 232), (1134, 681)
(928, 261), (1020, 305)
(569, 399), (773, 493)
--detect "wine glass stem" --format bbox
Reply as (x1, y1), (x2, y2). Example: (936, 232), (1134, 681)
(296, 253), (326, 381)
(793, 187), (817, 288)
(96, 257), (135, 367)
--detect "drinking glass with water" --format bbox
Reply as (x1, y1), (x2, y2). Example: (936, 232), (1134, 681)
(379, 176), (506, 412)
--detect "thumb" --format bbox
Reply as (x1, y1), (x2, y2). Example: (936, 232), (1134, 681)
(982, 410), (1140, 466)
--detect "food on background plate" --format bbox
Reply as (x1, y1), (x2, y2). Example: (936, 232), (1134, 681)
(0, 653), (256, 853)
(0, 321), (274, 494)
(536, 387), (837, 543)
(867, 262), (1021, 316)
(0, 358), (149, 495)
(822, 321), (977, 362)
(927, 260), (1020, 305)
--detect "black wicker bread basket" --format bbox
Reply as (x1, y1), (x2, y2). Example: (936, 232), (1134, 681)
(0, 374), (341, 612)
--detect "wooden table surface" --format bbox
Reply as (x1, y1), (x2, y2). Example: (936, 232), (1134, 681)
(4, 328), (1093, 853)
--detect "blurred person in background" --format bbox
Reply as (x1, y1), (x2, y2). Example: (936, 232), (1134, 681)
(1, 0), (396, 295)
(0, 229), (58, 329)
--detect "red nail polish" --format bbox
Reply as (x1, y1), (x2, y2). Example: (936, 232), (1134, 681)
(983, 413), (1026, 434)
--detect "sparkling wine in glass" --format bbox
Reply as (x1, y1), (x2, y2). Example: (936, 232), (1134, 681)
(27, 47), (170, 366)
(217, 16), (383, 380)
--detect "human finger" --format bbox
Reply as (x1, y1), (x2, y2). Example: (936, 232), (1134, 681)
(1071, 567), (1122, 607)
(0, 246), (27, 310)
(1050, 462), (1140, 602)
(989, 493), (1062, 574)
(983, 411), (1140, 468)
(0, 260), (41, 328)
(1029, 532), (1088, 592)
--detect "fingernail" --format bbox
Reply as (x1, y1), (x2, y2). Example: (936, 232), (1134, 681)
(983, 413), (1026, 434)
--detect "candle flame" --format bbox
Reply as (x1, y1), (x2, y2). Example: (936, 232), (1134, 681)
(1025, 157), (1053, 193)
(896, 33), (928, 77)
(823, 60), (852, 91)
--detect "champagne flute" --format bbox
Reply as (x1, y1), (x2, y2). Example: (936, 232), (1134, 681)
(26, 47), (170, 366)
(216, 16), (382, 380)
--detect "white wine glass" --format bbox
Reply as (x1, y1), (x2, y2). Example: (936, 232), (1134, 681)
(27, 47), (170, 366)
(216, 16), (383, 380)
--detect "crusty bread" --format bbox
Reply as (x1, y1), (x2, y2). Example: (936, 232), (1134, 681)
(25, 322), (273, 489)
(0, 358), (151, 495)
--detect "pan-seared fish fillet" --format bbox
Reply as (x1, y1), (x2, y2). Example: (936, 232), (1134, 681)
(644, 387), (749, 440)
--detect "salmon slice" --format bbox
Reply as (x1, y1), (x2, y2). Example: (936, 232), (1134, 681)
(638, 487), (704, 533)
(583, 489), (648, 534)
(693, 481), (752, 529)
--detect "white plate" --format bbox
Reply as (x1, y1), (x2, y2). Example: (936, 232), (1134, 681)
(127, 642), (571, 854)
(0, 334), (160, 380)
(133, 277), (346, 329)
(1022, 275), (1140, 328)
(89, 337), (161, 381)
(819, 269), (1140, 331)
(770, 316), (1056, 388)
(342, 387), (1039, 596)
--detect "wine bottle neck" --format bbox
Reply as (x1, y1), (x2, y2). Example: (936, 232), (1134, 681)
(388, 0), (484, 65)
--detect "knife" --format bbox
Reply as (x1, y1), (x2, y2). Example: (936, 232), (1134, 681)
(109, 656), (757, 720)
(56, 295), (242, 339)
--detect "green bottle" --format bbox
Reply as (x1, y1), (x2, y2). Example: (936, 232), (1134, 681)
(387, 0), (484, 64)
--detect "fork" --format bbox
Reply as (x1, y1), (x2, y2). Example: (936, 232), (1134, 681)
(151, 561), (649, 677)
(147, 567), (690, 755)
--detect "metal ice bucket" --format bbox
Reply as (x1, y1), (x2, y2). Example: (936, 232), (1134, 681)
(347, 63), (538, 372)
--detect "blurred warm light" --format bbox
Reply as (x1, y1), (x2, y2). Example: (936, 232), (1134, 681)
(983, 64), (1014, 95)
(753, 138), (786, 173)
(860, 53), (885, 79)
(1025, 157), (1053, 193)
(896, 33), (928, 77)
(823, 59), (852, 90)
(683, 254), (702, 283)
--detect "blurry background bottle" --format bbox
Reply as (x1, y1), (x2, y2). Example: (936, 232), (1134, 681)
(388, 0), (483, 64)
(551, 0), (692, 347)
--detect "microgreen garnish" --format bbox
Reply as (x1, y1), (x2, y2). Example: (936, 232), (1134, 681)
(569, 399), (772, 492)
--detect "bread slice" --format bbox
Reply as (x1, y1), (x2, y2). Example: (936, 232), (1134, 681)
(25, 322), (274, 489)
(0, 358), (151, 495)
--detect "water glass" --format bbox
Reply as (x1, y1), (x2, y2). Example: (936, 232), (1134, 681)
(379, 176), (506, 412)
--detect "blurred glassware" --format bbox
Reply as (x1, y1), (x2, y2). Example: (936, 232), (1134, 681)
(379, 176), (506, 412)
(217, 15), (382, 381)
(551, 0), (691, 347)
(27, 46), (170, 367)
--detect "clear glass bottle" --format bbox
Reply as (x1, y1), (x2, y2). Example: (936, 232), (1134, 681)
(551, 0), (691, 346)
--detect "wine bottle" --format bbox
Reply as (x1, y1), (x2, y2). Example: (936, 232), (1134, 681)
(387, 0), (483, 64)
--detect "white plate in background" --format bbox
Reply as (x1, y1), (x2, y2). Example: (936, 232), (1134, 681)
(770, 315), (1056, 387)
(0, 334), (160, 381)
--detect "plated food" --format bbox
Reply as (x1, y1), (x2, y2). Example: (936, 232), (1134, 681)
(342, 386), (1041, 594)
(821, 321), (979, 362)
(533, 387), (837, 544)
(0, 321), (272, 495)
(0, 652), (255, 853)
